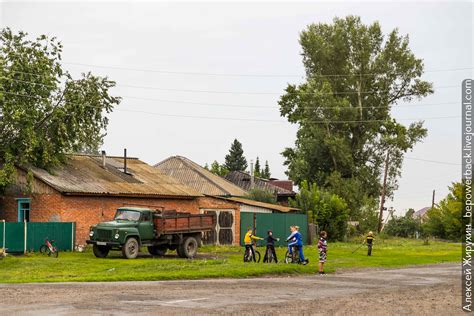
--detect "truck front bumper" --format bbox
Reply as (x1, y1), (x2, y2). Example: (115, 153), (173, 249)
(86, 240), (121, 247)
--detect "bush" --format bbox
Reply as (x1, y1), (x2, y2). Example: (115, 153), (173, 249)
(289, 181), (349, 241)
(384, 209), (420, 238)
(245, 188), (278, 204)
(422, 182), (464, 241)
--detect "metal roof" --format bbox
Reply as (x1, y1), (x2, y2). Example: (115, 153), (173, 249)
(214, 196), (299, 213)
(27, 154), (203, 198)
(225, 171), (296, 196)
(154, 156), (247, 197)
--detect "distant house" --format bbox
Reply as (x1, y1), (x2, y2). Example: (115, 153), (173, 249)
(0, 154), (241, 245)
(225, 171), (296, 206)
(413, 206), (431, 222)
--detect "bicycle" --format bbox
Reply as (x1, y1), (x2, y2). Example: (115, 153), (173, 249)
(243, 243), (261, 263)
(263, 245), (277, 263)
(39, 238), (59, 258)
(284, 245), (306, 264)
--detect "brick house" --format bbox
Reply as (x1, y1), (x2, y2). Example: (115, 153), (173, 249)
(0, 154), (241, 245)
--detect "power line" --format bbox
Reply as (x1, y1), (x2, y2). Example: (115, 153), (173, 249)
(62, 61), (474, 78)
(0, 90), (460, 124)
(404, 156), (460, 166)
(0, 76), (459, 96)
(0, 89), (458, 110)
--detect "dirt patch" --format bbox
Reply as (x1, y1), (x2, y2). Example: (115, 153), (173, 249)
(0, 263), (462, 315)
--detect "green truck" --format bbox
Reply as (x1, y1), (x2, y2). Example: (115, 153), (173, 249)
(86, 207), (216, 259)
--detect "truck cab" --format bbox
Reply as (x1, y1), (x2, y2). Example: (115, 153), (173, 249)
(86, 207), (215, 259)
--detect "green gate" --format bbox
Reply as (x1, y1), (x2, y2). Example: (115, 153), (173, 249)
(240, 212), (308, 246)
(0, 221), (76, 253)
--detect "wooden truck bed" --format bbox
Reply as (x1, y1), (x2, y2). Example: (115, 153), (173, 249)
(153, 211), (216, 235)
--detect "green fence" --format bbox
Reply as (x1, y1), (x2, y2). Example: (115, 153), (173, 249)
(240, 212), (308, 247)
(0, 221), (76, 253)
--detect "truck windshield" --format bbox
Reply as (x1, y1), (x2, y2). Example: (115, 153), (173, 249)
(114, 210), (141, 221)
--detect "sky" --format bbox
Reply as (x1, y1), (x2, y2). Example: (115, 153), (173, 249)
(1, 1), (472, 215)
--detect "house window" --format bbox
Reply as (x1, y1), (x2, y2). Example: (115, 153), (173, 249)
(17, 198), (30, 222)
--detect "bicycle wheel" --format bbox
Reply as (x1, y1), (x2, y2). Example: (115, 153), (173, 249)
(39, 245), (48, 254)
(243, 249), (250, 262)
(254, 250), (261, 263)
(50, 250), (59, 258)
(267, 249), (274, 263)
(284, 250), (292, 264)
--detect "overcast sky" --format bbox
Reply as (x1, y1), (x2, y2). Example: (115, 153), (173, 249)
(1, 1), (472, 214)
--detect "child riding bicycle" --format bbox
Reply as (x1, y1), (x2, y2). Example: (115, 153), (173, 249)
(244, 228), (264, 262)
(286, 225), (308, 264)
(263, 230), (279, 263)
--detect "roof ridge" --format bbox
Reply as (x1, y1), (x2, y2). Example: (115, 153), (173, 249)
(177, 157), (244, 196)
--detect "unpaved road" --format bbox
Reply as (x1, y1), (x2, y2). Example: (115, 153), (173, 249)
(0, 263), (462, 315)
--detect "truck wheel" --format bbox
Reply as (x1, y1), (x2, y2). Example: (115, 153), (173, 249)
(148, 246), (167, 256)
(122, 237), (139, 259)
(92, 244), (110, 258)
(180, 236), (198, 259)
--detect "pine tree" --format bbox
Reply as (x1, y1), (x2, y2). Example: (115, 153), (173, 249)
(254, 157), (261, 177)
(224, 139), (248, 171)
(261, 160), (271, 179)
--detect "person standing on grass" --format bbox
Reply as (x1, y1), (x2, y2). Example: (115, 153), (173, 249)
(318, 231), (328, 275)
(263, 230), (279, 263)
(366, 231), (375, 256)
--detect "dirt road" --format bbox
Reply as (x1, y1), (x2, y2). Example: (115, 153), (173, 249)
(0, 263), (462, 315)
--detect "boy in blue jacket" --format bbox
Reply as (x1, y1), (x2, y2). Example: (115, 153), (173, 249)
(286, 225), (308, 264)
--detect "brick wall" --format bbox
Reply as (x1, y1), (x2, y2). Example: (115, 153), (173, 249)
(0, 193), (241, 245)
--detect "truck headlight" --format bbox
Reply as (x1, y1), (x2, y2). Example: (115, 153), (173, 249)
(114, 233), (120, 239)
(89, 231), (94, 237)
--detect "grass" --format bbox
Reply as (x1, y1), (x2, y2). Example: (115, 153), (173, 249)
(0, 238), (460, 283)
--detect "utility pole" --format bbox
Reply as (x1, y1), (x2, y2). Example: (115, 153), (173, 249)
(378, 151), (390, 233)
(431, 189), (436, 209)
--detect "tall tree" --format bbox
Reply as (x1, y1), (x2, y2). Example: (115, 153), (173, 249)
(261, 160), (271, 179)
(209, 160), (229, 177)
(279, 16), (432, 217)
(254, 157), (261, 177)
(0, 28), (120, 191)
(224, 139), (248, 172)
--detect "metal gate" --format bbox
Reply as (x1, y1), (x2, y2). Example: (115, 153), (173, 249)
(240, 212), (308, 246)
(0, 221), (76, 252)
(201, 209), (234, 245)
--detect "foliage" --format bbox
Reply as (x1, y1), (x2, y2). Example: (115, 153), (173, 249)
(245, 188), (277, 204)
(224, 139), (248, 172)
(0, 28), (120, 192)
(0, 239), (459, 283)
(261, 160), (271, 179)
(423, 182), (464, 240)
(208, 160), (229, 177)
(384, 209), (421, 238)
(254, 157), (261, 177)
(289, 180), (349, 240)
(279, 16), (433, 217)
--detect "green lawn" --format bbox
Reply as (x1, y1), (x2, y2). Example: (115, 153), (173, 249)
(0, 238), (460, 283)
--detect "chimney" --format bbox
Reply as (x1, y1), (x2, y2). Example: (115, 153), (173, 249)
(101, 150), (106, 169)
(250, 159), (254, 189)
(123, 148), (127, 174)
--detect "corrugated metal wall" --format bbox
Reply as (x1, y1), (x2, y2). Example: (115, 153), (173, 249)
(240, 213), (308, 246)
(0, 222), (75, 252)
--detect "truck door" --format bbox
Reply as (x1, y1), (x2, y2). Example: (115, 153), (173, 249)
(138, 211), (154, 241)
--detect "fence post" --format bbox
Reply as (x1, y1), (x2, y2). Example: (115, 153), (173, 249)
(2, 220), (5, 250)
(71, 222), (74, 251)
(24, 220), (27, 254)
